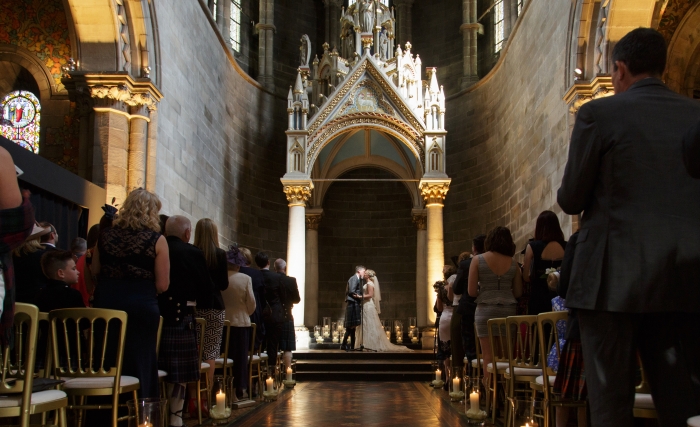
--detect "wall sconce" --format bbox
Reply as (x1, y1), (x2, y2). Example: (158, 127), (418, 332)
(574, 68), (583, 80)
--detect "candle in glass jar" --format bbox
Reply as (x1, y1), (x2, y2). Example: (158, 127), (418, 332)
(266, 377), (273, 393)
(470, 390), (479, 410)
(140, 417), (152, 427)
(216, 389), (226, 408)
(435, 369), (441, 381)
(286, 367), (293, 381)
(452, 377), (460, 392)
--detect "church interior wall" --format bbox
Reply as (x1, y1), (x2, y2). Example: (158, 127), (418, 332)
(153, 1), (289, 255)
(317, 168), (417, 324)
(442, 0), (573, 257)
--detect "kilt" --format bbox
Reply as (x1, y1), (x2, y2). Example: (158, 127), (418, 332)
(197, 308), (225, 361)
(344, 301), (361, 328)
(279, 320), (296, 351)
(158, 315), (199, 384)
(552, 339), (587, 400)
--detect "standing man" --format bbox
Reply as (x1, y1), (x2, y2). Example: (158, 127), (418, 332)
(274, 258), (300, 370)
(159, 216), (213, 427)
(256, 252), (284, 369)
(240, 247), (266, 352)
(558, 28), (700, 426)
(341, 265), (364, 351)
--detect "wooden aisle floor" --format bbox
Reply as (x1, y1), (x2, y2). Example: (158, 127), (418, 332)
(233, 381), (465, 427)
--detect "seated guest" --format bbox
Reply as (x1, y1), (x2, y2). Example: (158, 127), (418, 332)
(36, 250), (84, 311)
(13, 223), (51, 304)
(469, 226), (522, 388)
(239, 247), (265, 352)
(274, 258), (300, 370)
(71, 237), (87, 259)
(523, 211), (566, 315)
(220, 246), (255, 400)
(159, 215), (213, 425)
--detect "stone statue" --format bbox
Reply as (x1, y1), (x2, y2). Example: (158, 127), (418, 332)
(379, 27), (389, 60)
(360, 0), (374, 33)
(342, 27), (355, 59)
(300, 34), (311, 67)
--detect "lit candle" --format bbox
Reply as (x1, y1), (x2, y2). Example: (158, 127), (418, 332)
(452, 376), (460, 392)
(411, 337), (419, 343)
(470, 390), (479, 410)
(385, 331), (390, 338)
(286, 367), (293, 381)
(216, 389), (226, 409)
(266, 377), (273, 393)
(140, 418), (152, 427)
(435, 369), (441, 382)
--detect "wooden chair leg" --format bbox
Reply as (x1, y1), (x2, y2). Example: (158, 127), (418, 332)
(197, 378), (203, 425)
(112, 392), (120, 427)
(491, 373), (498, 425)
(77, 395), (86, 427)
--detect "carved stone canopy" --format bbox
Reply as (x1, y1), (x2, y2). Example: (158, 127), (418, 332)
(563, 75), (613, 115)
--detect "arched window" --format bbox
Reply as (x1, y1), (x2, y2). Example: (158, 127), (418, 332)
(349, 0), (389, 6)
(494, 0), (505, 53)
(230, 0), (241, 51)
(1, 91), (41, 154)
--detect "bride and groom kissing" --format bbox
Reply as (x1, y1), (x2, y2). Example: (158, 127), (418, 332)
(340, 265), (411, 352)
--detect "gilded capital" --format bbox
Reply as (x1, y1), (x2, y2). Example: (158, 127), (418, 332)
(306, 214), (323, 230)
(419, 180), (450, 206)
(412, 213), (427, 230)
(284, 184), (313, 207)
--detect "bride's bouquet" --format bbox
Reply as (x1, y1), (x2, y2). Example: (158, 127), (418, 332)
(433, 280), (447, 294)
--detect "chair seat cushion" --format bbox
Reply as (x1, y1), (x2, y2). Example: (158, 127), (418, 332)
(486, 362), (509, 372)
(63, 375), (140, 390)
(507, 367), (542, 377)
(200, 362), (210, 370)
(471, 358), (483, 368)
(534, 375), (556, 386)
(247, 355), (260, 363)
(0, 389), (67, 408)
(634, 393), (655, 410)
(215, 358), (233, 367)
(158, 370), (167, 379)
(259, 352), (268, 360)
(687, 415), (700, 427)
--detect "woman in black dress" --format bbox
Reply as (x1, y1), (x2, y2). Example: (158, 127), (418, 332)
(92, 188), (170, 398)
(523, 210), (566, 315)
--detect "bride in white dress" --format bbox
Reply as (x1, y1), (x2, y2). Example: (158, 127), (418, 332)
(355, 270), (412, 352)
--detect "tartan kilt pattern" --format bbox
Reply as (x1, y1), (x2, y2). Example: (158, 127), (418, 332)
(279, 320), (296, 351)
(159, 315), (200, 383)
(552, 339), (587, 400)
(345, 302), (361, 328)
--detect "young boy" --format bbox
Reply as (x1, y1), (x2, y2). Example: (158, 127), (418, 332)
(36, 250), (85, 312)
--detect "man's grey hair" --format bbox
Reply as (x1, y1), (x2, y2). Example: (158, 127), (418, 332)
(274, 258), (287, 273)
(165, 215), (191, 241)
(355, 265), (365, 272)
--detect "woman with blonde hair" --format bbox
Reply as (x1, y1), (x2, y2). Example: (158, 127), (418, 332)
(193, 218), (228, 389)
(92, 188), (170, 398)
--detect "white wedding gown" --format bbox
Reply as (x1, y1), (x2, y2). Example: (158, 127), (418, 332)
(355, 284), (412, 352)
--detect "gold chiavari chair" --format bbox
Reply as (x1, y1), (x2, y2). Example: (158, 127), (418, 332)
(536, 311), (586, 427)
(214, 320), (233, 388)
(472, 323), (484, 381)
(155, 316), (167, 398)
(486, 317), (510, 424)
(633, 355), (657, 419)
(247, 323), (260, 396)
(504, 315), (543, 426)
(195, 317), (208, 425)
(0, 303), (67, 427)
(49, 308), (136, 427)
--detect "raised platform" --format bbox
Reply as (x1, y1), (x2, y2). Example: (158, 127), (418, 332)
(293, 349), (435, 382)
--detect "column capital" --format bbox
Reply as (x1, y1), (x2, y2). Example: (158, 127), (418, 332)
(282, 179), (314, 207)
(62, 72), (163, 112)
(411, 208), (427, 230)
(306, 208), (324, 230)
(563, 75), (613, 115)
(419, 179), (451, 206)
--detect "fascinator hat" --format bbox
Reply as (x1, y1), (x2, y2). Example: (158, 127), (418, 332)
(226, 244), (247, 267)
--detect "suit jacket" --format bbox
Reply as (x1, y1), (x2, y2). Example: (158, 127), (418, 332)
(159, 236), (213, 326)
(683, 118), (700, 179)
(279, 273), (301, 321)
(557, 78), (700, 313)
(453, 257), (476, 316)
(241, 266), (266, 333)
(346, 274), (362, 303)
(261, 269), (285, 324)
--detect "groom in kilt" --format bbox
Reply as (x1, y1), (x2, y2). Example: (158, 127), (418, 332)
(341, 265), (365, 351)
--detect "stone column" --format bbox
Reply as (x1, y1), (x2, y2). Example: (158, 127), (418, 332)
(394, 0), (414, 47)
(460, 0), (480, 89)
(420, 180), (450, 325)
(128, 106), (148, 192)
(146, 107), (158, 192)
(92, 109), (130, 204)
(305, 211), (323, 327)
(283, 182), (314, 327)
(412, 210), (427, 327)
(257, 0), (275, 90)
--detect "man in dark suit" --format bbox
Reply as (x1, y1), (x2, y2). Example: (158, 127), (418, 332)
(38, 222), (58, 251)
(256, 252), (284, 368)
(240, 247), (266, 351)
(558, 28), (700, 426)
(341, 266), (364, 351)
(274, 258), (300, 369)
(159, 216), (214, 424)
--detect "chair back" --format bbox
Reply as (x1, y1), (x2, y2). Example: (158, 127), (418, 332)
(195, 317), (207, 366)
(536, 311), (568, 399)
(486, 317), (509, 366)
(249, 323), (257, 361)
(220, 320), (231, 361)
(156, 316), (163, 359)
(505, 315), (540, 370)
(37, 311), (52, 377)
(49, 308), (128, 385)
(473, 322), (483, 378)
(636, 354), (651, 394)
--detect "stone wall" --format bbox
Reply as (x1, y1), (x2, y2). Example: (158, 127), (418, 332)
(442, 0), (574, 258)
(317, 168), (417, 325)
(154, 1), (289, 255)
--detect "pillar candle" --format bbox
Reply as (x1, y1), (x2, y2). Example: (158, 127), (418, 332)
(216, 390), (226, 408)
(266, 377), (273, 393)
(452, 376), (460, 392)
(286, 367), (293, 381)
(435, 369), (441, 382)
(470, 390), (479, 410)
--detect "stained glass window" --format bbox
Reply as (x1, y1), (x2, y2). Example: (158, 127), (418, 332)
(230, 0), (241, 52)
(348, 0), (389, 6)
(1, 91), (41, 154)
(494, 0), (505, 53)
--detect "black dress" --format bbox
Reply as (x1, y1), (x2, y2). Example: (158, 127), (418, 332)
(528, 239), (567, 315)
(93, 227), (161, 398)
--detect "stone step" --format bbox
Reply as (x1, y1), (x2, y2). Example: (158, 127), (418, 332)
(297, 359), (433, 373)
(293, 349), (435, 361)
(296, 370), (433, 382)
